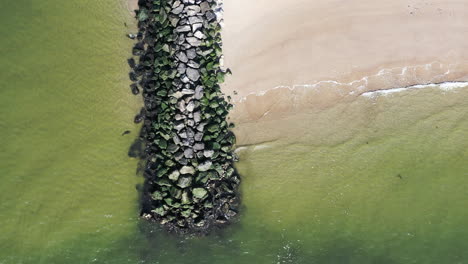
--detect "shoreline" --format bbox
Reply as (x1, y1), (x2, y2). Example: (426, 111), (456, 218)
(220, 0), (468, 145)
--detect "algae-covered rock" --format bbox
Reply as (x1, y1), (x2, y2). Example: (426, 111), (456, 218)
(197, 161), (212, 172)
(192, 188), (208, 200)
(177, 176), (193, 188)
(180, 166), (195, 175)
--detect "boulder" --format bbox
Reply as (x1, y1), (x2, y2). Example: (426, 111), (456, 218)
(177, 176), (193, 188)
(198, 161), (212, 172)
(168, 170), (180, 181)
(186, 68), (200, 82)
(180, 166), (195, 175)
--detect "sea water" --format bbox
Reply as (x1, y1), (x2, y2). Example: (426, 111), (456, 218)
(1, 1), (467, 263)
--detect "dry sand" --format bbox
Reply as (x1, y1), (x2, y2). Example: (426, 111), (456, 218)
(222, 0), (468, 145)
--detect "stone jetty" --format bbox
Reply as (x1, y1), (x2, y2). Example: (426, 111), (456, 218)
(128, 0), (240, 233)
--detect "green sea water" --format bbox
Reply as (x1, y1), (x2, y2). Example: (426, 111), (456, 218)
(1, 1), (467, 264)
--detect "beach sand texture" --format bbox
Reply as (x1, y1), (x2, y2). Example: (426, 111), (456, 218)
(222, 0), (468, 144)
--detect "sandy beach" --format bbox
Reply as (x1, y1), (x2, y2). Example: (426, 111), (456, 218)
(221, 0), (468, 144)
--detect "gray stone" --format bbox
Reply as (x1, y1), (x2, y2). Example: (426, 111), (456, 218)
(194, 86), (204, 99)
(181, 88), (195, 95)
(179, 131), (188, 139)
(177, 52), (188, 63)
(187, 49), (197, 59)
(175, 114), (185, 120)
(186, 101), (195, 112)
(187, 60), (200, 69)
(194, 143), (205, 151)
(192, 188), (208, 200)
(192, 23), (203, 32)
(206, 11), (216, 21)
(174, 122), (185, 131)
(181, 75), (190, 83)
(194, 31), (205, 39)
(194, 132), (203, 141)
(172, 4), (184, 15)
(188, 16), (203, 24)
(196, 122), (206, 132)
(177, 63), (187, 75)
(200, 2), (210, 13)
(180, 165), (195, 175)
(169, 16), (180, 27)
(198, 161), (212, 172)
(184, 148), (194, 158)
(176, 25), (191, 32)
(177, 100), (186, 112)
(186, 37), (202, 47)
(203, 150), (214, 158)
(186, 68), (200, 82)
(193, 111), (201, 123)
(187, 119), (195, 127)
(185, 5), (201, 16)
(173, 135), (182, 145)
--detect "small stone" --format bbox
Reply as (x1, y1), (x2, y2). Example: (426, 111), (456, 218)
(188, 16), (203, 24)
(192, 23), (203, 32)
(192, 188), (208, 200)
(169, 16), (180, 27)
(184, 148), (194, 158)
(180, 166), (195, 175)
(177, 52), (188, 63)
(173, 135), (182, 145)
(168, 170), (180, 181)
(203, 150), (214, 158)
(193, 111), (201, 123)
(177, 176), (193, 188)
(198, 161), (212, 172)
(187, 119), (195, 127)
(187, 60), (200, 68)
(176, 25), (191, 32)
(186, 101), (195, 112)
(194, 86), (203, 99)
(186, 68), (200, 82)
(181, 88), (195, 95)
(194, 31), (205, 39)
(186, 37), (202, 47)
(187, 49), (197, 59)
(177, 63), (187, 74)
(185, 5), (201, 16)
(194, 143), (205, 151)
(200, 2), (210, 13)
(194, 132), (203, 141)
(172, 4), (184, 14)
(206, 11), (216, 21)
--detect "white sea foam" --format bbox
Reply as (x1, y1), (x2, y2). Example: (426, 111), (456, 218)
(234, 61), (463, 103)
(361, 81), (468, 98)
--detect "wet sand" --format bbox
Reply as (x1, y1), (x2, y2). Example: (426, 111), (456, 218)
(222, 0), (468, 144)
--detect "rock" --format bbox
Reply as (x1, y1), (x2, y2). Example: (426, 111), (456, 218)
(173, 135), (182, 145)
(177, 63), (187, 74)
(192, 23), (203, 32)
(198, 161), (212, 172)
(188, 16), (203, 24)
(172, 4), (184, 14)
(186, 101), (195, 112)
(177, 176), (193, 188)
(127, 33), (137, 39)
(174, 122), (185, 131)
(194, 132), (203, 141)
(187, 49), (197, 59)
(187, 119), (195, 127)
(168, 170), (180, 181)
(194, 31), (205, 39)
(176, 25), (191, 32)
(187, 60), (200, 69)
(206, 11), (216, 21)
(169, 16), (180, 27)
(181, 88), (195, 95)
(184, 148), (194, 158)
(194, 143), (205, 151)
(180, 165), (195, 175)
(186, 68), (200, 82)
(177, 52), (188, 63)
(200, 2), (210, 13)
(186, 37), (202, 47)
(192, 188), (208, 200)
(194, 86), (203, 99)
(203, 150), (214, 158)
(130, 83), (140, 95)
(175, 114), (185, 120)
(185, 5), (201, 16)
(193, 111), (201, 123)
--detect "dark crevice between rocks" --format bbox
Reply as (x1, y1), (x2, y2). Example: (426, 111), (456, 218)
(127, 0), (240, 235)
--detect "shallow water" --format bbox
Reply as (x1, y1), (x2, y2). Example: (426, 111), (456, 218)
(1, 1), (467, 264)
